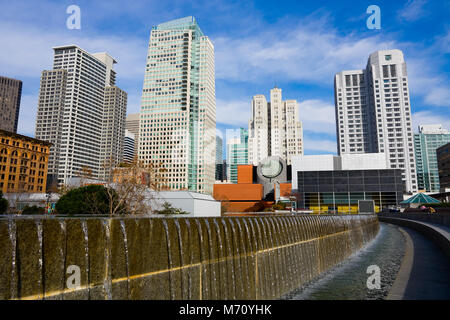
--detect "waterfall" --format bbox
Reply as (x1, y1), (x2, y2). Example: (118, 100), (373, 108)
(8, 219), (17, 300)
(81, 220), (90, 299)
(119, 220), (130, 299)
(174, 219), (186, 299)
(162, 220), (175, 300)
(35, 219), (43, 300)
(102, 220), (112, 300)
(203, 219), (215, 300)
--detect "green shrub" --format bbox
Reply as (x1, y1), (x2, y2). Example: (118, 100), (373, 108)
(0, 191), (8, 215)
(21, 205), (45, 215)
(155, 202), (189, 215)
(56, 185), (120, 215)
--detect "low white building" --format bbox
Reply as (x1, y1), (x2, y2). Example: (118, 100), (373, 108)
(151, 191), (221, 217)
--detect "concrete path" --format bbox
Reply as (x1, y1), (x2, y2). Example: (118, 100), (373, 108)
(388, 225), (450, 299)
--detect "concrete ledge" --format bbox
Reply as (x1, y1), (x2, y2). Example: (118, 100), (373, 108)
(378, 217), (450, 262)
(386, 228), (414, 300)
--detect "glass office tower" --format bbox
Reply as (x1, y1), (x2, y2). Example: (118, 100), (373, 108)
(414, 125), (450, 192)
(138, 17), (216, 194)
(226, 128), (249, 183)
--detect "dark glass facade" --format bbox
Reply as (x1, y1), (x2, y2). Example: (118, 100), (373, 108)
(294, 169), (404, 213)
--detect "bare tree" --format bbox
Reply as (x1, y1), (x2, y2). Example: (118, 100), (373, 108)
(101, 157), (168, 216)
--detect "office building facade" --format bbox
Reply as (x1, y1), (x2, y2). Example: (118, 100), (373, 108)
(226, 128), (248, 184)
(125, 113), (140, 158)
(0, 76), (22, 133)
(295, 169), (404, 213)
(0, 129), (51, 193)
(138, 17), (216, 194)
(335, 49), (417, 193)
(437, 142), (450, 191)
(215, 135), (223, 181)
(123, 129), (135, 163)
(248, 87), (303, 166)
(414, 124), (450, 192)
(35, 45), (127, 186)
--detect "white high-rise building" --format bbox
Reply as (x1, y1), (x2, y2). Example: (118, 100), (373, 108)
(138, 17), (216, 194)
(248, 87), (303, 166)
(334, 49), (417, 193)
(125, 113), (140, 158)
(123, 129), (135, 163)
(35, 45), (127, 185)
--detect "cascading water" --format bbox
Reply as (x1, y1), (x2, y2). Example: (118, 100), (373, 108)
(119, 220), (130, 299)
(0, 215), (379, 300)
(162, 220), (175, 300)
(8, 219), (17, 300)
(102, 220), (112, 300)
(35, 219), (43, 300)
(81, 219), (90, 299)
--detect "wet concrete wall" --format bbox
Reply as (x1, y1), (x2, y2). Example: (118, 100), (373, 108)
(0, 215), (379, 300)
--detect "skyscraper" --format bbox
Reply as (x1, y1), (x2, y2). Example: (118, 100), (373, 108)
(125, 113), (140, 158)
(99, 85), (127, 180)
(0, 76), (22, 133)
(215, 135), (224, 181)
(414, 124), (450, 192)
(138, 17), (216, 194)
(227, 128), (248, 184)
(35, 45), (127, 186)
(123, 129), (135, 163)
(248, 87), (303, 166)
(334, 49), (417, 193)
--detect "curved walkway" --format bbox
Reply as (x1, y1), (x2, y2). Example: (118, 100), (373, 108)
(380, 218), (450, 300)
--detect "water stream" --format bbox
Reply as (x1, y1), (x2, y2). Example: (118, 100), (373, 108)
(283, 223), (405, 300)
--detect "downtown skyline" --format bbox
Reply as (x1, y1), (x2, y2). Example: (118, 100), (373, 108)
(0, 0), (449, 157)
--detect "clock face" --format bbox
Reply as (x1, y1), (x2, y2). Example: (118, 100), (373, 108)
(261, 159), (283, 178)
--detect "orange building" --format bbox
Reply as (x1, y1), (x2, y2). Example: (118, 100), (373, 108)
(213, 164), (292, 212)
(0, 129), (51, 193)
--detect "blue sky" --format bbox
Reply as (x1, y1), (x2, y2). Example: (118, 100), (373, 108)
(0, 0), (449, 156)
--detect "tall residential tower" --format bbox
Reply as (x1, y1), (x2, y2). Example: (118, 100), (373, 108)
(248, 87), (303, 166)
(0, 76), (22, 133)
(138, 17), (216, 194)
(334, 49), (417, 193)
(35, 45), (127, 186)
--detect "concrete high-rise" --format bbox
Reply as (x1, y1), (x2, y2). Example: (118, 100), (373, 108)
(248, 87), (303, 166)
(215, 135), (223, 181)
(35, 45), (127, 186)
(0, 76), (22, 133)
(125, 113), (140, 158)
(227, 128), (248, 184)
(334, 49), (417, 193)
(414, 124), (450, 192)
(138, 17), (216, 194)
(99, 85), (127, 180)
(123, 129), (135, 163)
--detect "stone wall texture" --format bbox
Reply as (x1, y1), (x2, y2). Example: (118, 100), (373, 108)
(0, 214), (379, 300)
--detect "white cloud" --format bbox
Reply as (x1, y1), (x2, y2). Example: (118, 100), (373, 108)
(398, 0), (428, 22)
(303, 138), (337, 153)
(214, 21), (396, 84)
(412, 111), (450, 133)
(298, 99), (336, 135)
(0, 21), (147, 82)
(17, 93), (39, 137)
(216, 98), (250, 126)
